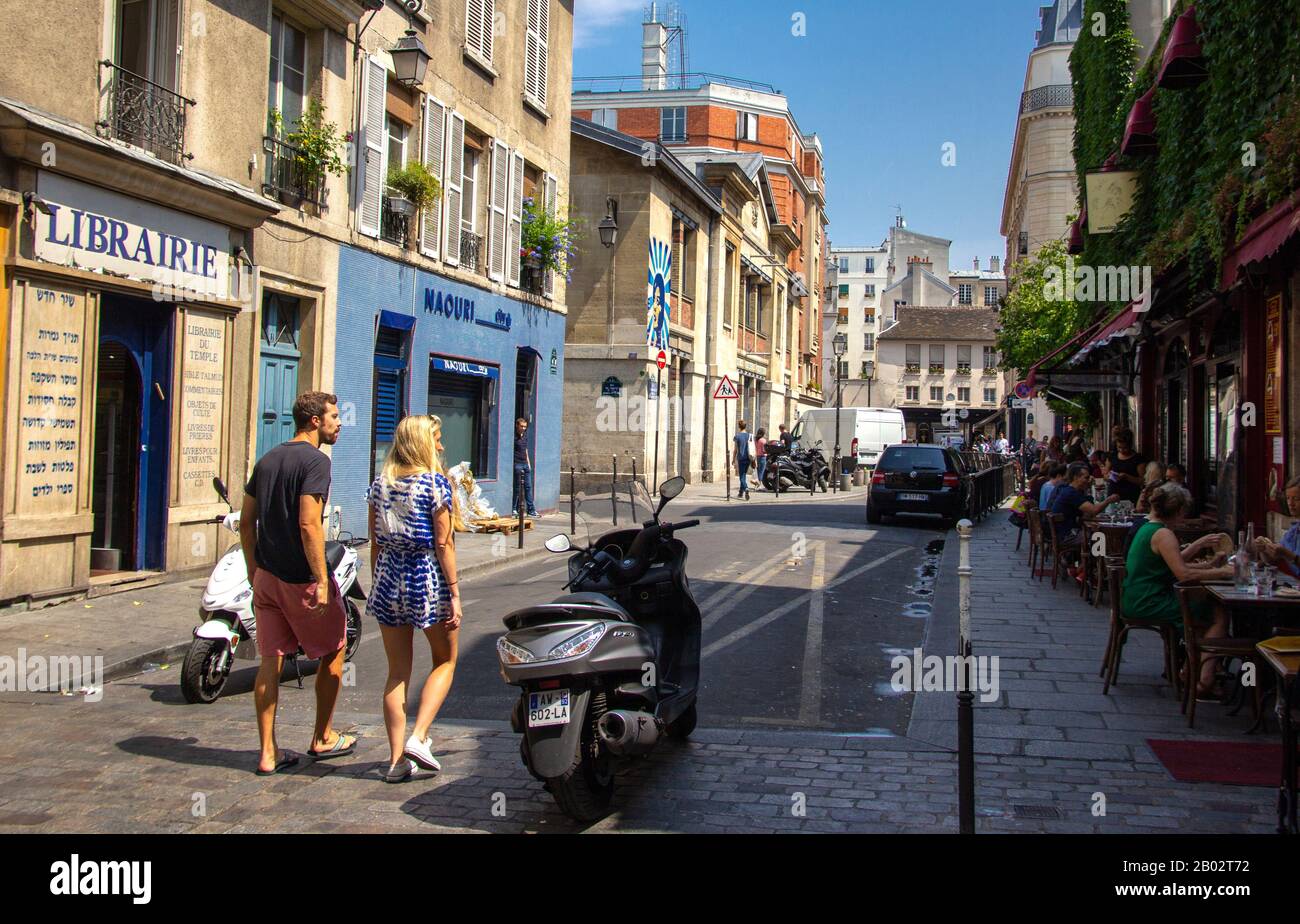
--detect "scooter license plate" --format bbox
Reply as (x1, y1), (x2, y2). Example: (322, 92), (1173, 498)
(528, 689), (571, 727)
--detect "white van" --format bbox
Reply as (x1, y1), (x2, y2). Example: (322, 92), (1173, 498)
(789, 407), (906, 469)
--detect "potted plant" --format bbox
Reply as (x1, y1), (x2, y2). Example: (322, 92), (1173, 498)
(386, 161), (442, 218)
(268, 98), (347, 205)
(520, 196), (580, 294)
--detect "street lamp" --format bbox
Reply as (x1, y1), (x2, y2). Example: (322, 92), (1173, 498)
(599, 199), (619, 248)
(390, 2), (430, 88)
(832, 331), (848, 492)
(863, 358), (875, 407)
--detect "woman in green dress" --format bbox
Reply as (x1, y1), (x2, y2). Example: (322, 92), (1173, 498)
(1122, 484), (1233, 697)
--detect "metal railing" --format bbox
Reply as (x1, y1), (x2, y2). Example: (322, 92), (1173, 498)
(928, 363), (946, 374)
(905, 363), (921, 374)
(99, 60), (193, 164)
(381, 191), (410, 247)
(460, 229), (483, 272)
(574, 72), (778, 94)
(956, 363), (972, 375)
(263, 135), (322, 204)
(1019, 84), (1073, 114)
(960, 454), (1019, 522)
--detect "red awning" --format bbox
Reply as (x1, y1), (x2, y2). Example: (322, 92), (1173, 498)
(1067, 217), (1085, 254)
(1221, 191), (1300, 288)
(1025, 319), (1106, 389)
(1070, 302), (1144, 363)
(1157, 6), (1206, 89)
(1121, 88), (1158, 156)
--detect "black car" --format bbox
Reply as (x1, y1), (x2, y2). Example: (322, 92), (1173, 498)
(866, 443), (970, 526)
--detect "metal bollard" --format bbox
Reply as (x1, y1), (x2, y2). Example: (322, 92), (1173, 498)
(517, 469), (526, 549)
(956, 518), (975, 834)
(570, 466), (576, 536)
(611, 455), (618, 526)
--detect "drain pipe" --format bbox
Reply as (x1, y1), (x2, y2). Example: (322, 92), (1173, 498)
(702, 213), (720, 479)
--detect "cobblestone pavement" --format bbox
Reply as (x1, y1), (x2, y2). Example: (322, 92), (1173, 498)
(0, 497), (1280, 833)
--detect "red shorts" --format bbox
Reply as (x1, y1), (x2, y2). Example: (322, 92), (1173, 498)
(252, 569), (346, 659)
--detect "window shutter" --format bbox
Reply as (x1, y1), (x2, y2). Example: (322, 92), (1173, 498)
(374, 369), (402, 444)
(466, 0), (494, 63)
(542, 172), (557, 298)
(506, 150), (524, 287)
(356, 54), (387, 238)
(420, 96), (446, 258)
(442, 110), (465, 265)
(525, 0), (549, 108)
(487, 139), (508, 282)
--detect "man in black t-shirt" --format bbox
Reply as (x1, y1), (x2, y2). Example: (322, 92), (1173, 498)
(239, 391), (356, 775)
(1051, 462), (1120, 545)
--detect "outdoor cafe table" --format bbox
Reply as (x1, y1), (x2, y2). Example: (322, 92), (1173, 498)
(1254, 644), (1300, 834)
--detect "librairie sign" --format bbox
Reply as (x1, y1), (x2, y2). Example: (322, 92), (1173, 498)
(33, 172), (237, 301)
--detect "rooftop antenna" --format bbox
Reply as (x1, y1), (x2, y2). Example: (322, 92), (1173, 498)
(645, 2), (688, 89)
(894, 205), (905, 228)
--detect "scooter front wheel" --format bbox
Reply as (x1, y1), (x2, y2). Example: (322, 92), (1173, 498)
(180, 638), (229, 704)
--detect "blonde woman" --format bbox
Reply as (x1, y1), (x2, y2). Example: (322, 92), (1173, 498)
(366, 415), (465, 782)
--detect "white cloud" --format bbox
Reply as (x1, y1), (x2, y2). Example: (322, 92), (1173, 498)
(573, 0), (644, 50)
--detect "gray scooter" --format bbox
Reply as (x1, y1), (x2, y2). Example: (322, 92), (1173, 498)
(495, 476), (701, 821)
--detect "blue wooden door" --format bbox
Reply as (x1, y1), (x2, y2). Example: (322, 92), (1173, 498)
(257, 294), (301, 459)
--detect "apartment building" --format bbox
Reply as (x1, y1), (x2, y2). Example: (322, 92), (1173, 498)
(0, 0), (572, 605)
(826, 244), (887, 403)
(876, 308), (1004, 442)
(949, 256), (1006, 310)
(571, 12), (828, 441)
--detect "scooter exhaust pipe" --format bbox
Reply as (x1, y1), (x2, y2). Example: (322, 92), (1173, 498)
(596, 709), (660, 756)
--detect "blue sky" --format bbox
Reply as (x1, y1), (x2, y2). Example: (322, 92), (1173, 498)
(573, 0), (1050, 269)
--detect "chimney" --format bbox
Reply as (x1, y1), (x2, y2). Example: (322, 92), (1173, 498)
(973, 257), (979, 271)
(991, 255), (1001, 274)
(642, 19), (668, 91)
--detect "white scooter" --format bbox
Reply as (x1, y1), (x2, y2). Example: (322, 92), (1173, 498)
(180, 477), (366, 704)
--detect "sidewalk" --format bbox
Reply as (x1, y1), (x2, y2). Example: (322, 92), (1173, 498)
(0, 509), (572, 688)
(907, 504), (1276, 832)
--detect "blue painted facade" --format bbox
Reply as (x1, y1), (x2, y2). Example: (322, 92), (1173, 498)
(331, 245), (566, 532)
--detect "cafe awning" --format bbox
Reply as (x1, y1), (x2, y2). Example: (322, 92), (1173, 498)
(1121, 88), (1158, 156)
(1025, 307), (1139, 395)
(1070, 301), (1144, 363)
(1156, 6), (1207, 90)
(1221, 190), (1300, 288)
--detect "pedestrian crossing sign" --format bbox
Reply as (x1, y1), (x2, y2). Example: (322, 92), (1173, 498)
(713, 375), (740, 400)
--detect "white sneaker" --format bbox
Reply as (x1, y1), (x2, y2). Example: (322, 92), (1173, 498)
(403, 733), (442, 772)
(383, 759), (416, 783)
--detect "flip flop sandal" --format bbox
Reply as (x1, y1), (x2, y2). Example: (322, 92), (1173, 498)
(308, 733), (358, 761)
(255, 752), (299, 776)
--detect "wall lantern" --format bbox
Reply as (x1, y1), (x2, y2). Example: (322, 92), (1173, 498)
(599, 198), (619, 248)
(391, 29), (431, 88)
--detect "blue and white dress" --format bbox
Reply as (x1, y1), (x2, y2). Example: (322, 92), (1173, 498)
(366, 472), (454, 627)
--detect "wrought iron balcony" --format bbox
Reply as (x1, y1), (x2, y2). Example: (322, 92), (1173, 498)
(98, 60), (194, 165)
(1019, 84), (1073, 114)
(263, 135), (322, 205)
(460, 229), (483, 272)
(381, 190), (411, 247)
(904, 363), (921, 374)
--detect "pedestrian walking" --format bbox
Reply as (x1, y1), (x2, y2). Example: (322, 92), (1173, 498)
(732, 420), (753, 500)
(366, 415), (465, 783)
(239, 391), (356, 776)
(754, 428), (768, 490)
(511, 417), (539, 518)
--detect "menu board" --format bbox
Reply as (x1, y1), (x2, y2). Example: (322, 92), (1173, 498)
(17, 283), (86, 517)
(177, 310), (226, 505)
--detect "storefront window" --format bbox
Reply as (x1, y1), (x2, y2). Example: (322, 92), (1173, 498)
(1203, 313), (1241, 513)
(428, 356), (497, 479)
(1161, 340), (1189, 467)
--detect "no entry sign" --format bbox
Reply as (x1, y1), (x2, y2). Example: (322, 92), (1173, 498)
(656, 349), (667, 370)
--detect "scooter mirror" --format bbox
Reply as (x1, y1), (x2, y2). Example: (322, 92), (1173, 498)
(659, 476), (685, 500)
(212, 477), (230, 505)
(544, 534), (572, 553)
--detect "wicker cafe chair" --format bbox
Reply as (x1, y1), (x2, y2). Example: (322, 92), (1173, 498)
(1026, 506), (1044, 576)
(1174, 582), (1261, 729)
(1102, 562), (1180, 697)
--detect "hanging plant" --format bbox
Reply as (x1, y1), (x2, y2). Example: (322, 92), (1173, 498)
(271, 98), (348, 186)
(521, 197), (581, 282)
(386, 161), (443, 212)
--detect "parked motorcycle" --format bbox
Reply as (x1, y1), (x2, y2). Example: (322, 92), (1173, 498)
(496, 476), (701, 821)
(180, 477), (366, 704)
(763, 440), (830, 492)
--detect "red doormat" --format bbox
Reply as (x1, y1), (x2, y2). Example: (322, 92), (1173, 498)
(1146, 739), (1284, 787)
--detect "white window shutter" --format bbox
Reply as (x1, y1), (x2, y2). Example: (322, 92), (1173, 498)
(487, 139), (508, 282)
(542, 172), (557, 299)
(506, 150), (524, 287)
(420, 96), (446, 258)
(466, 0), (493, 63)
(441, 110), (465, 266)
(357, 54), (386, 238)
(525, 0), (549, 108)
